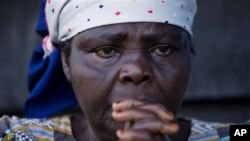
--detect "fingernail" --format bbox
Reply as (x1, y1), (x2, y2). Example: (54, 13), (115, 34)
(166, 111), (174, 117)
(118, 128), (125, 134)
(171, 123), (179, 129)
(115, 109), (122, 113)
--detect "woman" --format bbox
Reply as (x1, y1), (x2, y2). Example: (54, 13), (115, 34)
(0, 0), (232, 141)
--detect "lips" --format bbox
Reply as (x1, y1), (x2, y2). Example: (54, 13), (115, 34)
(95, 85), (165, 132)
(110, 83), (164, 103)
(97, 105), (125, 131)
(98, 97), (163, 130)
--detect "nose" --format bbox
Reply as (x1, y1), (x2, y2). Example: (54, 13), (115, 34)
(118, 54), (153, 85)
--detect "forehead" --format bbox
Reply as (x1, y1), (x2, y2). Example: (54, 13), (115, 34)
(72, 23), (188, 43)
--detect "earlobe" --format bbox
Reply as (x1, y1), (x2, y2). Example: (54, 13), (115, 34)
(61, 51), (71, 82)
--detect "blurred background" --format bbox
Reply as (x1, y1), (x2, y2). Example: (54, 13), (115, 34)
(0, 0), (249, 122)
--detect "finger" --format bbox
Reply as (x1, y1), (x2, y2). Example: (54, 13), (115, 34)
(131, 118), (179, 135)
(137, 104), (174, 121)
(112, 99), (144, 111)
(117, 129), (155, 141)
(113, 99), (174, 122)
(112, 107), (157, 122)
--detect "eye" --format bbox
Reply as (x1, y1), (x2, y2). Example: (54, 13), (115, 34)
(94, 46), (119, 58)
(151, 44), (174, 56)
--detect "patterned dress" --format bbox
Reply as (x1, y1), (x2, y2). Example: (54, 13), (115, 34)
(0, 115), (243, 141)
(0, 115), (75, 141)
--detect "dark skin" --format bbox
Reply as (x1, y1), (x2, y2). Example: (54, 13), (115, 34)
(61, 23), (192, 141)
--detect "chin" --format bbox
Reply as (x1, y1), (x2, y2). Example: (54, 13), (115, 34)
(93, 119), (123, 141)
(102, 116), (125, 131)
(94, 109), (124, 135)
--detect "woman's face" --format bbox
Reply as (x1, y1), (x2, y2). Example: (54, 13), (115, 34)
(62, 23), (192, 140)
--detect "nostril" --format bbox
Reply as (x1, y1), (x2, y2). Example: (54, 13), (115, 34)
(141, 75), (150, 83)
(124, 77), (133, 83)
(122, 75), (151, 85)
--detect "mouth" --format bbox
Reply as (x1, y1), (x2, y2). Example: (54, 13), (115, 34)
(97, 105), (125, 132)
(95, 88), (166, 132)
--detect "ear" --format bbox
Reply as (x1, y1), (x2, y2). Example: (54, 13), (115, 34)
(61, 51), (71, 82)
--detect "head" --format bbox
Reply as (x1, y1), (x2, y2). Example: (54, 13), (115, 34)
(45, 0), (197, 140)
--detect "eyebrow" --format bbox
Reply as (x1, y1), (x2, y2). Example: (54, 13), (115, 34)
(78, 30), (185, 48)
(75, 32), (128, 51)
(140, 32), (183, 42)
(99, 32), (128, 42)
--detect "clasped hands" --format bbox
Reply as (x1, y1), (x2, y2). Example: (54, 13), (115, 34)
(112, 99), (179, 141)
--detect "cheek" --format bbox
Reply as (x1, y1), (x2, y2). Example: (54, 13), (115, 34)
(68, 50), (124, 123)
(155, 55), (191, 113)
(68, 53), (114, 117)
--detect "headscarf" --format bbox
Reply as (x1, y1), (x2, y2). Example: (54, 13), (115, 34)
(46, 0), (196, 42)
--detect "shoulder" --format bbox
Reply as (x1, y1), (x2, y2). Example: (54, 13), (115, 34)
(188, 118), (230, 141)
(187, 118), (250, 141)
(0, 115), (76, 141)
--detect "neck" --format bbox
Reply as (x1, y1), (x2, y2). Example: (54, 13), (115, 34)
(71, 115), (98, 141)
